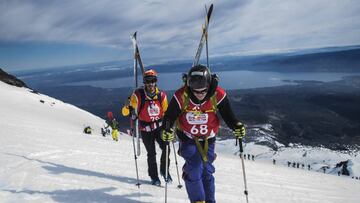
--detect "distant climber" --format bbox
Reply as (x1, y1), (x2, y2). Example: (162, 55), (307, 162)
(101, 126), (110, 137)
(106, 111), (119, 141)
(83, 126), (92, 134)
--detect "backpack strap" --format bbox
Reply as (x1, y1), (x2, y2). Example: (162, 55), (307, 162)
(181, 87), (218, 113)
(138, 88), (163, 114)
(157, 91), (162, 108)
(194, 136), (209, 163)
(205, 91), (218, 113)
(181, 87), (190, 114)
(137, 88), (146, 114)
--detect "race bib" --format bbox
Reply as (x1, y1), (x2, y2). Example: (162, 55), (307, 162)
(148, 102), (160, 116)
(186, 112), (208, 125)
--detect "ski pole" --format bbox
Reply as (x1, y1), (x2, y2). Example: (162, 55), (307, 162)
(172, 141), (183, 188)
(164, 142), (169, 203)
(135, 119), (141, 156)
(239, 138), (249, 203)
(131, 119), (141, 188)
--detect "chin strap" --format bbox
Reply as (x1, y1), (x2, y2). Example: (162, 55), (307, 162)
(145, 86), (158, 98)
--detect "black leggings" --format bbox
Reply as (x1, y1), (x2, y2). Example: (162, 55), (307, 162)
(141, 128), (170, 179)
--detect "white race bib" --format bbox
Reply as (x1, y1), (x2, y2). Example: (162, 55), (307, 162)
(147, 102), (160, 117)
(186, 112), (208, 125)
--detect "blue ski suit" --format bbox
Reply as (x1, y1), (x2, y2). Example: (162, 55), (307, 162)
(180, 138), (216, 202)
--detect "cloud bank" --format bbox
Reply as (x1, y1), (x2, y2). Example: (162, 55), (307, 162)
(1, 0), (360, 61)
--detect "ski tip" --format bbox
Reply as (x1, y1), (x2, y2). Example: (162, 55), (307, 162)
(131, 31), (137, 38)
(208, 4), (213, 11)
(208, 4), (214, 16)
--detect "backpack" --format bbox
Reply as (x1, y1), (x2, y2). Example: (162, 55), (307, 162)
(107, 111), (113, 120)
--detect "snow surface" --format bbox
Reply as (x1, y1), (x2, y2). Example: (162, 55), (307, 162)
(1, 81), (360, 203)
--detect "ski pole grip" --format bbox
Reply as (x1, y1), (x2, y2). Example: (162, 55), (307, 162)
(164, 120), (171, 145)
(239, 138), (243, 153)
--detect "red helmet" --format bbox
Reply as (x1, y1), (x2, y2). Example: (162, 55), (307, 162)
(107, 111), (113, 119)
(143, 69), (158, 83)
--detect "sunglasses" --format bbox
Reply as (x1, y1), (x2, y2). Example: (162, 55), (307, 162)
(144, 78), (157, 84)
(192, 88), (208, 94)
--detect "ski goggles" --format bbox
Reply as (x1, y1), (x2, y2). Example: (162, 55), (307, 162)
(144, 77), (157, 84)
(192, 88), (208, 95)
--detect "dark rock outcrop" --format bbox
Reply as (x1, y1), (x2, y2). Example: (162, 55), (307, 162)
(336, 160), (350, 176)
(0, 68), (28, 88)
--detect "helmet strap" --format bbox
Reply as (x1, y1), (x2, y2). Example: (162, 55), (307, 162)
(145, 86), (156, 98)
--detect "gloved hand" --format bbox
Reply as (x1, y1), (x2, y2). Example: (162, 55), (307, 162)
(121, 105), (130, 116)
(130, 114), (138, 121)
(128, 106), (138, 121)
(162, 128), (175, 142)
(234, 122), (246, 138)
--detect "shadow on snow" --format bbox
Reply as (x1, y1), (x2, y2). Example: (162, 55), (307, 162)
(3, 153), (153, 202)
(4, 187), (151, 203)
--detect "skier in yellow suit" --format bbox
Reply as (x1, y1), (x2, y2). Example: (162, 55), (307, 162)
(106, 111), (119, 141)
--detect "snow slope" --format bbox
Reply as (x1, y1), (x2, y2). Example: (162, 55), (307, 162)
(0, 81), (359, 203)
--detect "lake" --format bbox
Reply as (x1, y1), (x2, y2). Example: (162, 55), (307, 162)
(68, 71), (358, 90)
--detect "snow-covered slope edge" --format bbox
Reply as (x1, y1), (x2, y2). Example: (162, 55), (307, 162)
(218, 140), (360, 178)
(1, 81), (360, 203)
(221, 123), (360, 178)
(0, 81), (104, 135)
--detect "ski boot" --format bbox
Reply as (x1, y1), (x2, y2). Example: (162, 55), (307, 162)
(151, 177), (161, 186)
(161, 173), (173, 183)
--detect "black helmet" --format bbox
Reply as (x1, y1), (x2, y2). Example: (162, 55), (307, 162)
(187, 64), (211, 90)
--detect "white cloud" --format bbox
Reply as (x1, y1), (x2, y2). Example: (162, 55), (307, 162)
(0, 0), (359, 59)
(209, 0), (360, 55)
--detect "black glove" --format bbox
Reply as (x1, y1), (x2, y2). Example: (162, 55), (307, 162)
(129, 106), (138, 120)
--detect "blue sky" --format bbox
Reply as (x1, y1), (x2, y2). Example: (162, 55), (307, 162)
(1, 0), (360, 71)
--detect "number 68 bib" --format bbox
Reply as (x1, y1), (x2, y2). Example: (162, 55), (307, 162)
(181, 111), (219, 137)
(174, 86), (226, 138)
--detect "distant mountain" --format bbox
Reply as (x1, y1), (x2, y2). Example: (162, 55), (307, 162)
(228, 76), (360, 151)
(15, 46), (360, 89)
(209, 46), (360, 72)
(251, 48), (360, 72)
(147, 46), (360, 73)
(37, 85), (133, 123)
